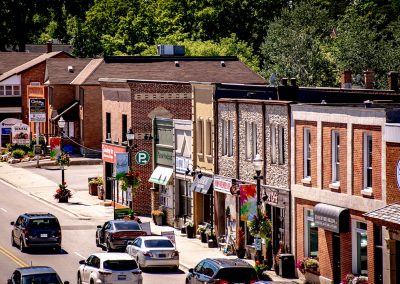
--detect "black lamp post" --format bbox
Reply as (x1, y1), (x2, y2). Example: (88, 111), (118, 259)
(253, 153), (263, 262)
(126, 129), (135, 211)
(57, 116), (66, 186)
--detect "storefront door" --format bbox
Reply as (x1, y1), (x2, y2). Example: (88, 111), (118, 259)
(105, 162), (113, 200)
(333, 233), (341, 284)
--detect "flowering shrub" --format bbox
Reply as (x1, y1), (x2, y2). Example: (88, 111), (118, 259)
(296, 257), (319, 274)
(342, 273), (368, 284)
(254, 260), (270, 278)
(53, 183), (72, 200)
(116, 170), (141, 191)
(197, 224), (207, 234)
(184, 220), (194, 227)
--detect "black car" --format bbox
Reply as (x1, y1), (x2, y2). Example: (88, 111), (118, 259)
(96, 220), (146, 252)
(11, 213), (62, 253)
(186, 258), (259, 284)
(8, 266), (69, 284)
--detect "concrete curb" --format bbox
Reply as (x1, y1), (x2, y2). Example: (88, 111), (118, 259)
(13, 158), (102, 168)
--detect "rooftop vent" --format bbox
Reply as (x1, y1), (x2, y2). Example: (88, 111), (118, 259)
(67, 65), (74, 73)
(174, 61), (179, 67)
(157, 44), (185, 56)
(220, 61), (226, 67)
(364, 100), (373, 108)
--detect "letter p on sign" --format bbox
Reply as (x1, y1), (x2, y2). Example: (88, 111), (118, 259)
(135, 151), (150, 165)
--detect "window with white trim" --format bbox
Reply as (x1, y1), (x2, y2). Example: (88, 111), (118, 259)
(228, 120), (233, 157)
(222, 120), (227, 156)
(270, 125), (277, 164)
(197, 119), (204, 154)
(352, 220), (368, 276)
(278, 126), (285, 164)
(246, 122), (257, 160)
(363, 134), (372, 191)
(332, 131), (340, 183)
(304, 209), (318, 257)
(206, 120), (212, 156)
(304, 128), (311, 178)
(0, 85), (21, 96)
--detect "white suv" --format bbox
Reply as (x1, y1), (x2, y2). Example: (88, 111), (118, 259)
(77, 252), (143, 284)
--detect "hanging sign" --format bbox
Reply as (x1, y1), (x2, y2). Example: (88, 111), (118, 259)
(396, 160), (400, 190)
(29, 98), (46, 122)
(11, 123), (30, 145)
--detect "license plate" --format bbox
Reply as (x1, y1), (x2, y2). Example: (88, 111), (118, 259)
(40, 234), (47, 238)
(118, 275), (126, 280)
(158, 254), (166, 258)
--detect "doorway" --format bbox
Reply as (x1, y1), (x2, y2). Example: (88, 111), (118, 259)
(105, 162), (113, 200)
(332, 233), (341, 284)
(396, 241), (400, 284)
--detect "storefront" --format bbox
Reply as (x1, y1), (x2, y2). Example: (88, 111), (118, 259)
(101, 143), (126, 200)
(0, 118), (22, 148)
(191, 174), (213, 228)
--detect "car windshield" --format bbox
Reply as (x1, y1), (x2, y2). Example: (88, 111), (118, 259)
(114, 222), (140, 230)
(27, 218), (59, 228)
(215, 268), (258, 282)
(144, 239), (174, 248)
(103, 260), (138, 271)
(22, 273), (62, 284)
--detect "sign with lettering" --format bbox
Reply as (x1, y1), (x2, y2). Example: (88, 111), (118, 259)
(213, 176), (232, 195)
(314, 214), (339, 233)
(102, 143), (126, 163)
(11, 123), (30, 144)
(155, 148), (173, 166)
(29, 98), (46, 122)
(262, 188), (279, 206)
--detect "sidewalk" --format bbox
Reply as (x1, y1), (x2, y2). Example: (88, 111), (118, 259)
(0, 161), (302, 283)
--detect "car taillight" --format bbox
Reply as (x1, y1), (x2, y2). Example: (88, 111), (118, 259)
(250, 280), (258, 284)
(111, 233), (121, 239)
(99, 270), (112, 275)
(213, 280), (229, 284)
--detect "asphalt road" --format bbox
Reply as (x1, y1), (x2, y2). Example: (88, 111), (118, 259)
(0, 166), (187, 283)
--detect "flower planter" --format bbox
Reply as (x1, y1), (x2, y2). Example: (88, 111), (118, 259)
(304, 271), (320, 284)
(200, 232), (207, 243)
(89, 183), (98, 195)
(186, 226), (195, 238)
(208, 239), (217, 248)
(155, 215), (163, 226)
(58, 196), (69, 203)
(236, 248), (246, 258)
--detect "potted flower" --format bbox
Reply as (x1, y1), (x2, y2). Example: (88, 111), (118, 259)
(53, 183), (72, 203)
(296, 257), (320, 283)
(236, 227), (246, 258)
(197, 225), (207, 243)
(88, 176), (103, 196)
(254, 260), (271, 280)
(151, 209), (165, 226)
(205, 228), (217, 248)
(185, 220), (195, 238)
(116, 169), (142, 211)
(342, 273), (368, 284)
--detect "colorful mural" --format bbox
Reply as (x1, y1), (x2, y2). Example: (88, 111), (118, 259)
(240, 184), (257, 221)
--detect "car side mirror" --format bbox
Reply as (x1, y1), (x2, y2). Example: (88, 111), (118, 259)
(97, 225), (102, 228)
(10, 221), (15, 226)
(79, 260), (86, 265)
(188, 268), (194, 274)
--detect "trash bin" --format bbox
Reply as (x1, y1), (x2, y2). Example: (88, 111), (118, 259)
(279, 253), (295, 278)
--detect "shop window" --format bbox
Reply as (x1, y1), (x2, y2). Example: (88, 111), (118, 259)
(246, 122), (257, 160)
(304, 209), (318, 257)
(332, 131), (340, 183)
(178, 180), (192, 217)
(303, 128), (311, 179)
(278, 126), (285, 164)
(197, 119), (204, 154)
(352, 220), (368, 276)
(159, 185), (172, 208)
(363, 134), (372, 191)
(270, 125), (277, 164)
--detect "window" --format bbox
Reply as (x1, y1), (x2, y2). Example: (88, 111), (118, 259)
(352, 221), (368, 276)
(364, 134), (372, 190)
(5, 85), (12, 96)
(278, 126), (285, 164)
(13, 85), (20, 96)
(271, 125), (277, 164)
(304, 209), (318, 257)
(206, 120), (212, 156)
(49, 87), (54, 105)
(228, 120), (233, 156)
(79, 87), (84, 106)
(304, 128), (311, 178)
(106, 112), (111, 140)
(332, 131), (340, 183)
(197, 119), (204, 154)
(246, 122), (257, 160)
(222, 120), (227, 156)
(122, 114), (127, 142)
(0, 85), (3, 95)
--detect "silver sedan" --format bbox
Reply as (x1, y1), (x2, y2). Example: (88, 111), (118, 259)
(125, 236), (179, 270)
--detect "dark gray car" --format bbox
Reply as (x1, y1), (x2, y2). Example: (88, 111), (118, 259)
(8, 266), (69, 284)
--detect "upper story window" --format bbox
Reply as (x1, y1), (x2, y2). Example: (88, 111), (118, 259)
(106, 112), (111, 140)
(206, 119), (212, 156)
(363, 134), (372, 191)
(222, 119), (233, 157)
(270, 125), (277, 164)
(0, 85), (20, 96)
(332, 131), (340, 183)
(303, 128), (311, 178)
(228, 120), (233, 157)
(122, 114), (127, 143)
(197, 119), (204, 155)
(246, 122), (257, 160)
(278, 126), (285, 164)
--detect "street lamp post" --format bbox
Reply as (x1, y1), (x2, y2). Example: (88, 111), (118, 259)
(57, 117), (66, 186)
(253, 153), (263, 262)
(126, 129), (135, 211)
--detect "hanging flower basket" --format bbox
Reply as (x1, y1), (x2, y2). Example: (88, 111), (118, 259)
(55, 152), (70, 167)
(116, 170), (142, 191)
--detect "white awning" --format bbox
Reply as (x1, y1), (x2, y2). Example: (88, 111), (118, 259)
(148, 166), (173, 186)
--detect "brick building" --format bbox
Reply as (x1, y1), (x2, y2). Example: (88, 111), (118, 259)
(291, 102), (400, 284)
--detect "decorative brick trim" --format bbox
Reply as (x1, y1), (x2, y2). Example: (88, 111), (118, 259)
(134, 93), (191, 100)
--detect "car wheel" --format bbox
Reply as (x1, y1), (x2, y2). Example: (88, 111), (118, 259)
(54, 245), (62, 253)
(171, 265), (179, 272)
(77, 273), (82, 284)
(11, 232), (16, 247)
(19, 237), (26, 253)
(106, 239), (113, 252)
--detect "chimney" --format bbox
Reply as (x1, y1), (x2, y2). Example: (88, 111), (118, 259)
(388, 71), (399, 92)
(290, 78), (297, 86)
(46, 40), (52, 53)
(281, 78), (288, 86)
(341, 70), (352, 88)
(363, 69), (375, 89)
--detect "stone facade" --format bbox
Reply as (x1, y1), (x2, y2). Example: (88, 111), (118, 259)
(218, 102), (237, 178)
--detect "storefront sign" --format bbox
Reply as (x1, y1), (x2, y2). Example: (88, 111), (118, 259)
(135, 151), (150, 165)
(102, 143), (126, 163)
(155, 148), (173, 166)
(11, 123), (30, 145)
(29, 98), (46, 122)
(1, 128), (11, 135)
(213, 176), (232, 195)
(176, 156), (191, 173)
(396, 160), (400, 190)
(314, 203), (349, 233)
(262, 187), (279, 206)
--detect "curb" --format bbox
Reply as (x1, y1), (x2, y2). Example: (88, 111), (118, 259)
(13, 159), (102, 168)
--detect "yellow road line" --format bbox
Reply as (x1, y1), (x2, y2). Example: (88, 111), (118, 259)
(0, 244), (27, 267)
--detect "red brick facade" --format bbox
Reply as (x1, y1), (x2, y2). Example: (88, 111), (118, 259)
(295, 120), (317, 187)
(81, 85), (102, 150)
(386, 142), (400, 203)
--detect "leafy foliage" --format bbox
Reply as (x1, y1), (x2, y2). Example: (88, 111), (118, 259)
(54, 183), (72, 200)
(116, 170), (141, 191)
(247, 207), (272, 241)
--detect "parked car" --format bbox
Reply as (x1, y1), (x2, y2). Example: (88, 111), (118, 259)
(186, 258), (259, 284)
(125, 236), (179, 270)
(10, 212), (62, 253)
(96, 220), (146, 251)
(8, 266), (68, 284)
(77, 252), (143, 284)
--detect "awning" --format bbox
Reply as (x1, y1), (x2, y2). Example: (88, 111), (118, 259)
(148, 166), (173, 186)
(191, 176), (213, 194)
(52, 100), (79, 121)
(364, 203), (400, 230)
(314, 203), (349, 233)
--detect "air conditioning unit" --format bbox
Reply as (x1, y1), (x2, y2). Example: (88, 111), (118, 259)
(157, 44), (174, 56)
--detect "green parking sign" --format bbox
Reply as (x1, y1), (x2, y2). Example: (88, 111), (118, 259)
(135, 151), (150, 165)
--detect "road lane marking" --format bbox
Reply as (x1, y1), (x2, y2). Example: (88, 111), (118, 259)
(74, 252), (86, 259)
(0, 207), (7, 212)
(0, 244), (27, 267)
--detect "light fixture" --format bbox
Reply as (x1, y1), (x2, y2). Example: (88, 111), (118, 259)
(253, 154), (263, 173)
(126, 129), (135, 146)
(197, 171), (203, 179)
(58, 116), (65, 129)
(185, 168), (191, 175)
